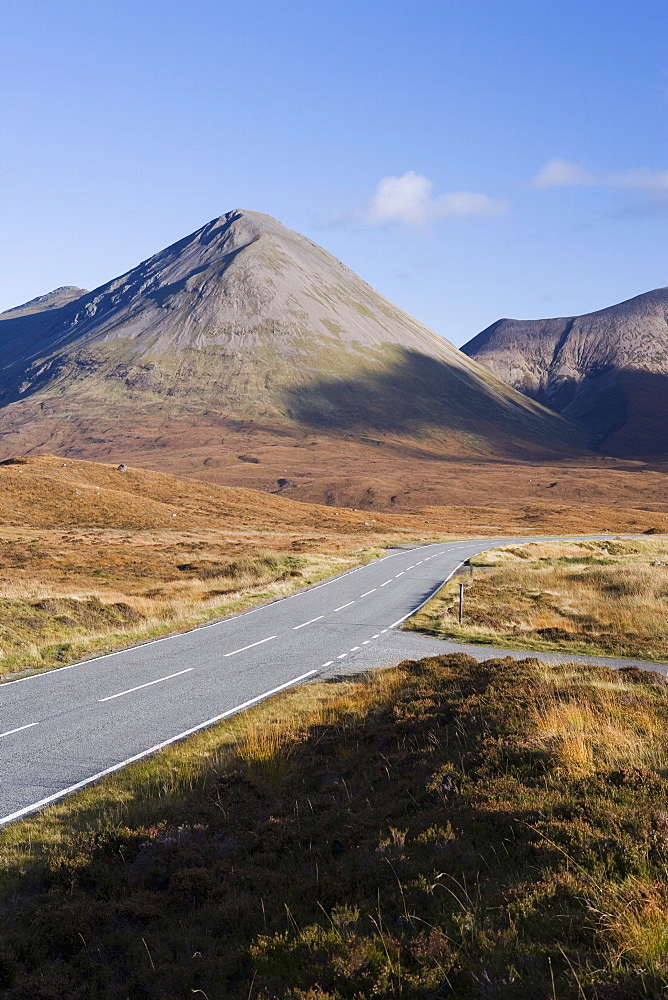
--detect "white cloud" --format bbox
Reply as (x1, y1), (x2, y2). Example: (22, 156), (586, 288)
(531, 158), (668, 192)
(355, 171), (507, 226)
(610, 168), (668, 192)
(530, 158), (596, 188)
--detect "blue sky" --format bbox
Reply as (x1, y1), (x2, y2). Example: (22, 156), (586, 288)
(1, 0), (666, 345)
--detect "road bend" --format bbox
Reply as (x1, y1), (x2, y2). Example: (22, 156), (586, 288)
(1, 535), (662, 826)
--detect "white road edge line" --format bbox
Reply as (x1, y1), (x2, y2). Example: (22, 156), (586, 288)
(293, 616), (324, 630)
(0, 722), (39, 739)
(0, 548), (413, 689)
(224, 636), (276, 657)
(388, 561), (465, 629)
(0, 669), (319, 829)
(98, 668), (194, 703)
(0, 609), (251, 687)
(0, 539), (605, 688)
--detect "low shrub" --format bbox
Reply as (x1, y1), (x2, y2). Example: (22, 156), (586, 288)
(3, 654), (668, 997)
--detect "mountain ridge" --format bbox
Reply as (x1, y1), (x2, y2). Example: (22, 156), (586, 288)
(1, 285), (88, 319)
(461, 286), (668, 455)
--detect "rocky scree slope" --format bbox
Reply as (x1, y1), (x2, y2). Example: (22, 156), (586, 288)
(0, 210), (583, 469)
(462, 286), (668, 456)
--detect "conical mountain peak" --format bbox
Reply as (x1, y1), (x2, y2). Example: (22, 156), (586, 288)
(0, 210), (585, 478)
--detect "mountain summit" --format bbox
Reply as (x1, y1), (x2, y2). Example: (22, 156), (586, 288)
(0, 210), (584, 492)
(462, 287), (668, 456)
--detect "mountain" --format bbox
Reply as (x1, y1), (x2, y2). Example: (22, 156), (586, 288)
(0, 210), (586, 501)
(1, 286), (88, 318)
(461, 287), (668, 456)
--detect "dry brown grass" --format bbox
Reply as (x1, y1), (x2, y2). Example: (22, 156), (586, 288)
(4, 653), (668, 996)
(0, 546), (386, 680)
(532, 693), (668, 776)
(598, 881), (668, 977)
(407, 536), (668, 661)
(0, 455), (461, 680)
(3, 442), (668, 535)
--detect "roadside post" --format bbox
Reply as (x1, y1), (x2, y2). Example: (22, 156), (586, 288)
(459, 583), (464, 624)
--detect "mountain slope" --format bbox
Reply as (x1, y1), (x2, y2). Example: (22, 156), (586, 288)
(0, 211), (586, 492)
(462, 287), (668, 455)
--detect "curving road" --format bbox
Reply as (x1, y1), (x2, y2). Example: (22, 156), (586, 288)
(1, 536), (665, 826)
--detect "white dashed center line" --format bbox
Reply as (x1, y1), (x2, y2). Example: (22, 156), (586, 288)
(293, 616), (324, 630)
(224, 635), (276, 657)
(332, 601), (355, 612)
(99, 668), (194, 703)
(337, 653), (348, 659)
(350, 646), (360, 651)
(0, 722), (39, 739)
(360, 589), (376, 597)
(362, 640), (370, 645)
(380, 579), (392, 586)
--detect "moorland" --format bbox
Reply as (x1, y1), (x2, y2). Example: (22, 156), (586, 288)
(0, 454), (665, 682)
(1, 208), (667, 998)
(3, 650), (668, 997)
(407, 537), (668, 662)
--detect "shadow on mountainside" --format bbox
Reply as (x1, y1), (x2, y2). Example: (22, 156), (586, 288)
(523, 368), (668, 458)
(595, 370), (668, 457)
(283, 347), (587, 458)
(0, 299), (83, 376)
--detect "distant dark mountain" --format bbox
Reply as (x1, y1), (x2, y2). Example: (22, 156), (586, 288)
(0, 210), (585, 489)
(462, 287), (668, 456)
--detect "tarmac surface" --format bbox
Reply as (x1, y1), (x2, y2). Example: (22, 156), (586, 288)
(2, 535), (665, 826)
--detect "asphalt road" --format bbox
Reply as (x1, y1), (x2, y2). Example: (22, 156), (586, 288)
(1, 535), (663, 826)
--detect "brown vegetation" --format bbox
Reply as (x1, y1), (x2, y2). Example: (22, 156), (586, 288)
(0, 455), (665, 679)
(3, 653), (668, 996)
(407, 537), (668, 661)
(0, 454), (449, 679)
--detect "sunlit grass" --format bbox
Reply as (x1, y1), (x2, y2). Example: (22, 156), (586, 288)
(407, 536), (668, 661)
(3, 653), (668, 995)
(532, 693), (668, 776)
(0, 548), (384, 681)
